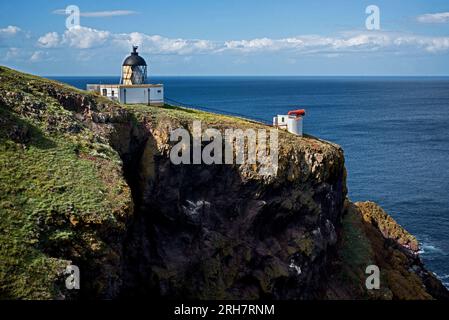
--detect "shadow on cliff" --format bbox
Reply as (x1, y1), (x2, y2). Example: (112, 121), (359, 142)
(113, 126), (345, 300)
(0, 106), (56, 149)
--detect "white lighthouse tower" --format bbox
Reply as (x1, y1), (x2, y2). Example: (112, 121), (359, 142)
(87, 46), (164, 106)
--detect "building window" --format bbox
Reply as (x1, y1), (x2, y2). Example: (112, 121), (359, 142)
(111, 90), (115, 97)
(157, 90), (161, 93)
(102, 89), (107, 96)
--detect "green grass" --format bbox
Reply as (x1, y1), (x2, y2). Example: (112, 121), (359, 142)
(338, 205), (374, 290)
(124, 103), (265, 129)
(0, 66), (131, 299)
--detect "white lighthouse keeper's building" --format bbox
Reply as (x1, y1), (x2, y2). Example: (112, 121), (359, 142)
(87, 46), (164, 106)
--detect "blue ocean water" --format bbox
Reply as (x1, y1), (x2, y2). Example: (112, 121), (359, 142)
(50, 76), (449, 287)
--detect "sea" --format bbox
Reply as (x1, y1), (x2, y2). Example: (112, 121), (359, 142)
(49, 75), (449, 287)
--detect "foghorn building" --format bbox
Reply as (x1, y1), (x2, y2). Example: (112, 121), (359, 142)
(87, 46), (164, 105)
(273, 109), (305, 136)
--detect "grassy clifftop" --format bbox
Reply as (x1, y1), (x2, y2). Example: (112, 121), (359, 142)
(0, 66), (133, 298)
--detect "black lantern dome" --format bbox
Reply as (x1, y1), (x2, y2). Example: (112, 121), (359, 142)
(122, 46), (147, 67)
(121, 46), (148, 85)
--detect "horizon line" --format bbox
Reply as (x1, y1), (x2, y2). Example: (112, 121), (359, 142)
(43, 74), (449, 78)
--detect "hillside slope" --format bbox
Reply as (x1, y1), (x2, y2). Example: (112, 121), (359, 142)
(0, 66), (447, 299)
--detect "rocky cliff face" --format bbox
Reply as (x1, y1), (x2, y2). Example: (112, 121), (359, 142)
(0, 66), (447, 300)
(118, 118), (346, 299)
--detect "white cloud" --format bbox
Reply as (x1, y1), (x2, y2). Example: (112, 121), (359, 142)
(222, 33), (392, 53)
(5, 47), (19, 60)
(394, 35), (449, 53)
(331, 33), (391, 50)
(425, 37), (449, 52)
(26, 27), (449, 62)
(30, 51), (46, 62)
(52, 9), (138, 17)
(417, 12), (449, 24)
(0, 25), (21, 37)
(225, 38), (276, 52)
(37, 32), (59, 48)
(222, 32), (449, 54)
(2, 47), (29, 62)
(112, 32), (218, 55)
(61, 26), (110, 49)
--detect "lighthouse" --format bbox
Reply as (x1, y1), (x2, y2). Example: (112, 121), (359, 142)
(121, 46), (147, 85)
(87, 46), (164, 106)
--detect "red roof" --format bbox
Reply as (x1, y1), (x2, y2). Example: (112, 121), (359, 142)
(287, 109), (306, 117)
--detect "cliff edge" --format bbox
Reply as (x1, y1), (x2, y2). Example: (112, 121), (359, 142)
(0, 66), (447, 299)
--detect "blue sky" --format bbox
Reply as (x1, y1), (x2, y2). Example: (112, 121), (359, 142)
(1, 0), (449, 75)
